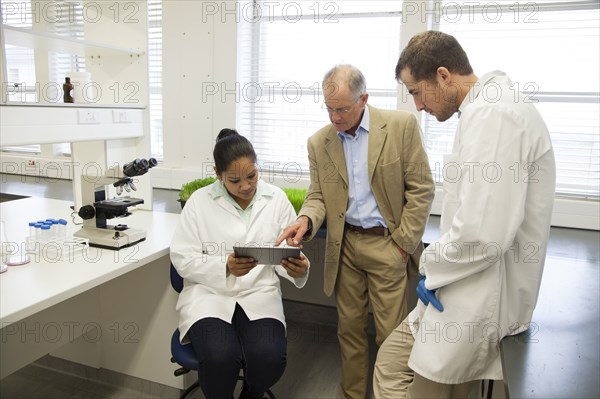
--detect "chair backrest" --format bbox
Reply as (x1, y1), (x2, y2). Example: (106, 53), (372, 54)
(170, 263), (184, 293)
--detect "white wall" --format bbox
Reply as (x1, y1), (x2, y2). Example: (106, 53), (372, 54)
(156, 1), (238, 190)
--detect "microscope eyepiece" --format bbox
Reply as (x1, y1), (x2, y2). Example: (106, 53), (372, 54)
(123, 157), (157, 177)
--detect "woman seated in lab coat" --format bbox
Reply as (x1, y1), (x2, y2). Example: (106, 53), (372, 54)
(170, 128), (309, 399)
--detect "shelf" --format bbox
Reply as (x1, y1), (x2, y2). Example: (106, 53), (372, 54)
(2, 25), (145, 56)
(0, 105), (144, 146)
(1, 102), (145, 109)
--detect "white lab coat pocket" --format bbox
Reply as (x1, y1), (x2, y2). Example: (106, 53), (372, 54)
(410, 269), (501, 383)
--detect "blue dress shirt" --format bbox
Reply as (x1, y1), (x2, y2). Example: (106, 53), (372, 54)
(336, 106), (387, 229)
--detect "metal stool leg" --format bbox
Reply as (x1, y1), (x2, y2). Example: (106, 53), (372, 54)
(179, 380), (200, 399)
(486, 380), (494, 399)
(237, 372), (277, 399)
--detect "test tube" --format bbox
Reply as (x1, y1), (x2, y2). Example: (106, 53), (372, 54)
(45, 219), (55, 240)
(36, 221), (45, 243)
(40, 224), (51, 243)
(58, 219), (68, 238)
(34, 223), (43, 243)
(51, 219), (59, 239)
(29, 222), (36, 242)
(41, 223), (50, 244)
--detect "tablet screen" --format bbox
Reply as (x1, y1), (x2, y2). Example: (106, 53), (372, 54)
(233, 246), (301, 265)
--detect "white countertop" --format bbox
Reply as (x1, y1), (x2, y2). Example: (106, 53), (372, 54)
(0, 197), (181, 325)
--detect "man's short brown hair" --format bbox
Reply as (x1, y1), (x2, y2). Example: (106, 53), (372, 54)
(396, 31), (473, 82)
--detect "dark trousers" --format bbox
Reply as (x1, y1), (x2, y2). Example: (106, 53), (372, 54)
(186, 303), (286, 399)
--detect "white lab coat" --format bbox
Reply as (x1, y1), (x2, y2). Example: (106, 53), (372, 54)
(170, 180), (309, 342)
(408, 71), (556, 384)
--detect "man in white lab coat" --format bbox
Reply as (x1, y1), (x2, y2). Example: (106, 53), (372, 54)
(373, 31), (556, 398)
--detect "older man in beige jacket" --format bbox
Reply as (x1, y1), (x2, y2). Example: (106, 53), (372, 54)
(277, 64), (434, 398)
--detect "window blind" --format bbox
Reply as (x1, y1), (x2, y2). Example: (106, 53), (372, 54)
(237, 1), (404, 173)
(238, 0), (598, 199)
(426, 0), (600, 198)
(148, 0), (163, 160)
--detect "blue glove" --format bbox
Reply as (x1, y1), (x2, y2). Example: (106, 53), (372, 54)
(416, 274), (444, 312)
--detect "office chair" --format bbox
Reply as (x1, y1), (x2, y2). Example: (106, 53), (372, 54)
(169, 263), (276, 399)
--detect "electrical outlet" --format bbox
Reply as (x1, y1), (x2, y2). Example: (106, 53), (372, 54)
(27, 159), (36, 166)
(78, 109), (101, 124)
(113, 109), (132, 123)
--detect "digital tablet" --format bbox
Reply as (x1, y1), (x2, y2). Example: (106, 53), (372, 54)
(233, 246), (301, 265)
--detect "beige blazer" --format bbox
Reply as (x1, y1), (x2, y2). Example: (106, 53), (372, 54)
(300, 105), (435, 296)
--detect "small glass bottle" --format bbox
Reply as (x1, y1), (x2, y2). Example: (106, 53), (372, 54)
(63, 77), (74, 103)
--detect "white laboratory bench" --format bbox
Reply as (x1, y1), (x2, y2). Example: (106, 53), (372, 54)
(0, 197), (183, 388)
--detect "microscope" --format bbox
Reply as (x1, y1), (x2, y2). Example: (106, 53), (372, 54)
(73, 157), (157, 249)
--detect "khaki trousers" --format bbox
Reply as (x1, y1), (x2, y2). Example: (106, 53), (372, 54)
(373, 317), (479, 399)
(335, 228), (409, 399)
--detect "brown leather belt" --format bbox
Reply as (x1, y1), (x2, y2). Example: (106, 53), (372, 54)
(345, 222), (389, 237)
